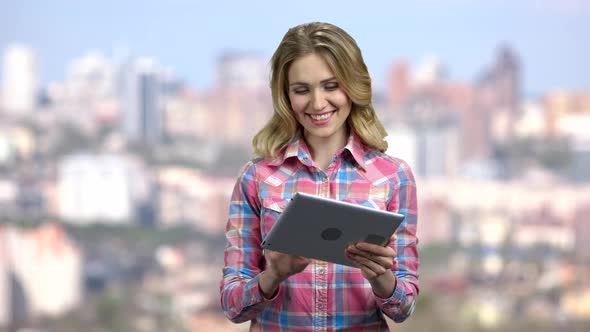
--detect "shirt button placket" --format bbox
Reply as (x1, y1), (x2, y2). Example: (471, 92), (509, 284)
(315, 174), (329, 331)
(322, 176), (329, 198)
(315, 261), (328, 331)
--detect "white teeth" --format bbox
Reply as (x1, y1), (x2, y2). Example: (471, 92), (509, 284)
(310, 113), (332, 121)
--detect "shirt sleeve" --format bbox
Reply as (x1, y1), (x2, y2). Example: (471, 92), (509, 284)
(375, 160), (419, 322)
(219, 161), (278, 323)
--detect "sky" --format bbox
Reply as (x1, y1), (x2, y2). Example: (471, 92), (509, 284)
(1, 0), (589, 96)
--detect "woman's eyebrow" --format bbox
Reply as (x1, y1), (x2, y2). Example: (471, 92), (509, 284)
(320, 77), (337, 83)
(289, 77), (337, 86)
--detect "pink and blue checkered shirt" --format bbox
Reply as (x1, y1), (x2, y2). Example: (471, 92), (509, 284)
(220, 131), (419, 331)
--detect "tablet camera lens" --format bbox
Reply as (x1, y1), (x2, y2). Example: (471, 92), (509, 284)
(321, 228), (342, 241)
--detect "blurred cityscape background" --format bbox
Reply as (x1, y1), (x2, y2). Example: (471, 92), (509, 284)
(1, 1), (589, 331)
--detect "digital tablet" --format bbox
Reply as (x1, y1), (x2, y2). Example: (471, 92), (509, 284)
(261, 192), (405, 267)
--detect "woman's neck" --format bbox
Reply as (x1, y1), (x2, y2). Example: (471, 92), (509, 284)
(304, 127), (349, 170)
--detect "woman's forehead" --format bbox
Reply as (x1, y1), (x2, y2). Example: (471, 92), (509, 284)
(287, 53), (336, 84)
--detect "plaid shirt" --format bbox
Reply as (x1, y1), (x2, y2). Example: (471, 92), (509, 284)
(220, 132), (419, 331)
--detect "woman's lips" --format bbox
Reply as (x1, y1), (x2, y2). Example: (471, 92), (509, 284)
(306, 110), (336, 126)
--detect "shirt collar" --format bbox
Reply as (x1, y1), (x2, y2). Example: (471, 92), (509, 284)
(343, 131), (367, 171)
(269, 130), (366, 171)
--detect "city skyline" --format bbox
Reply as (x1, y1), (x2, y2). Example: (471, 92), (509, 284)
(1, 0), (589, 96)
(2, 3), (590, 329)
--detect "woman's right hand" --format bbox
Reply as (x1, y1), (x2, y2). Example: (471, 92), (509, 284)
(264, 249), (311, 282)
(259, 249), (310, 298)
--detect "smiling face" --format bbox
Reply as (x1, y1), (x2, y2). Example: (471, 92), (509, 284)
(287, 52), (352, 148)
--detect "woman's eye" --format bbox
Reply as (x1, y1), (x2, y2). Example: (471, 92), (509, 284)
(325, 83), (339, 90)
(293, 89), (308, 94)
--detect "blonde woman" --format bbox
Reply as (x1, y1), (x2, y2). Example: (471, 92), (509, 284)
(220, 22), (419, 331)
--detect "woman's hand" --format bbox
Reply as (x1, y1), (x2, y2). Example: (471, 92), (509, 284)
(264, 249), (311, 281)
(345, 242), (398, 298)
(344, 242), (397, 299)
(259, 249), (310, 299)
(345, 242), (395, 279)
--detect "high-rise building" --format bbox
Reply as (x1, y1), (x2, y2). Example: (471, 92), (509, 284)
(1, 45), (38, 115)
(386, 59), (410, 109)
(121, 58), (164, 145)
(493, 47), (520, 115)
(385, 120), (460, 179)
(394, 83), (463, 178)
(478, 46), (521, 115)
(475, 45), (521, 148)
(416, 123), (461, 178)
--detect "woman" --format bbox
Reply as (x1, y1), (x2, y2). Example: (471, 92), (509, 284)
(220, 22), (419, 331)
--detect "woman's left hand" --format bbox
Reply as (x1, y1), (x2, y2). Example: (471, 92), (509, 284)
(345, 242), (395, 281)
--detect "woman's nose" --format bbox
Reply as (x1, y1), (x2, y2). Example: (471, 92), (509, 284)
(311, 89), (328, 111)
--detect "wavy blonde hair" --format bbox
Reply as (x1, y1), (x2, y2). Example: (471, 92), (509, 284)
(253, 22), (388, 159)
